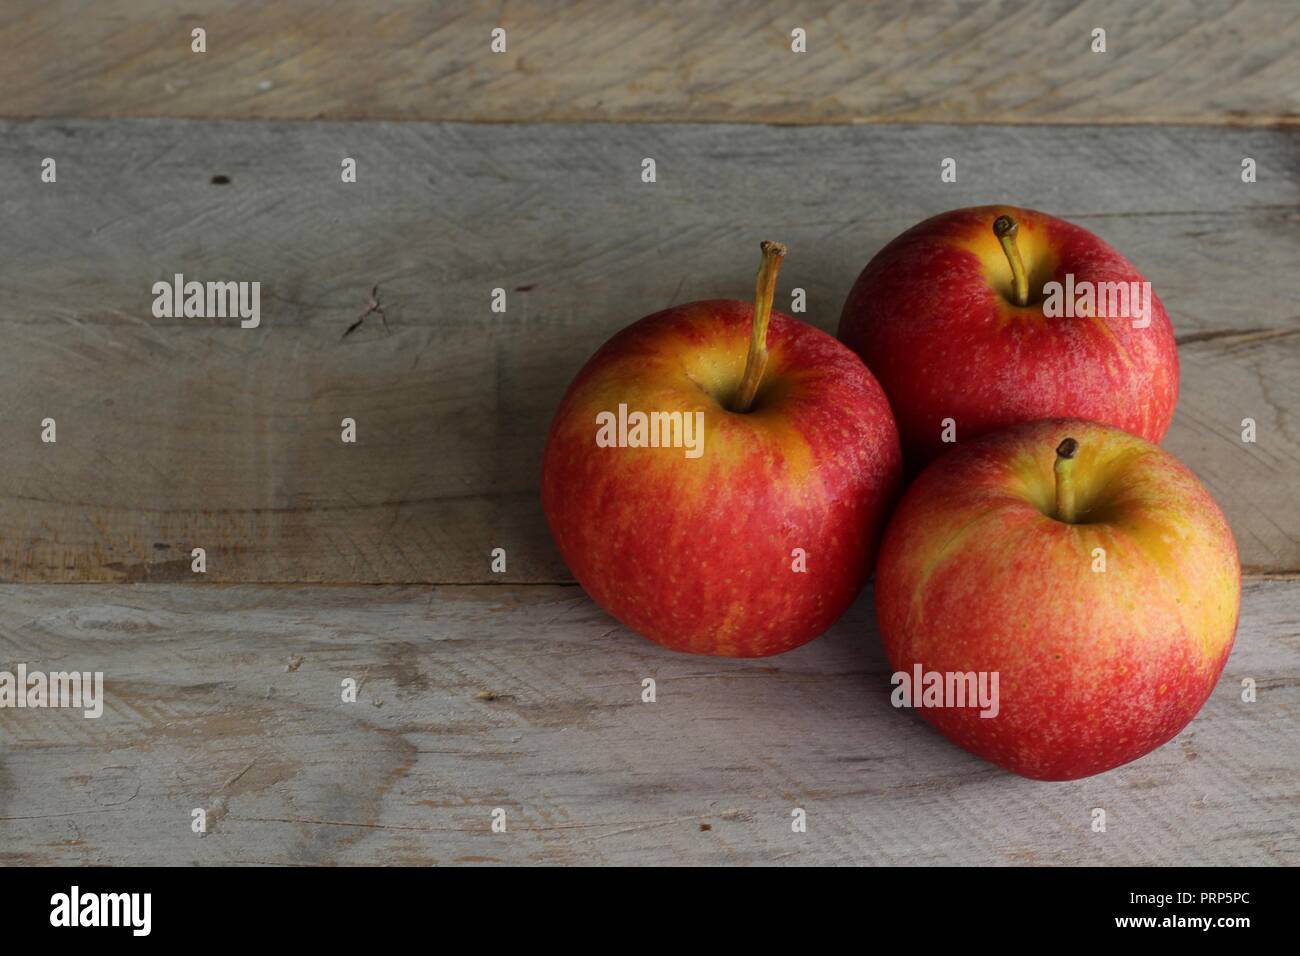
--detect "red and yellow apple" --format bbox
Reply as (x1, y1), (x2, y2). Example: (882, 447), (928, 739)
(838, 205), (1179, 467)
(875, 418), (1240, 780)
(542, 243), (902, 657)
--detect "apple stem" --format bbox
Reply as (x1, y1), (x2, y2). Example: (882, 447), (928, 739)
(1054, 437), (1079, 523)
(731, 240), (787, 413)
(993, 214), (1030, 307)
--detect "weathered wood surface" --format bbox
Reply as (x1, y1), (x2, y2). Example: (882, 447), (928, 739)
(3, 1), (1297, 126)
(1, 119), (1295, 582)
(0, 581), (1294, 865)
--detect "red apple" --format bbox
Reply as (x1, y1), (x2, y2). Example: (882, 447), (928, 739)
(838, 206), (1179, 467)
(875, 418), (1240, 780)
(542, 243), (902, 657)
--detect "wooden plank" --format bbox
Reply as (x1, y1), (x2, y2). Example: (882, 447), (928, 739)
(1169, 329), (1300, 575)
(0, 581), (1295, 865)
(3, 1), (1297, 126)
(0, 119), (1296, 582)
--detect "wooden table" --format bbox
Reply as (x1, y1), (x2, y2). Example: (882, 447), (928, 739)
(1, 0), (1296, 865)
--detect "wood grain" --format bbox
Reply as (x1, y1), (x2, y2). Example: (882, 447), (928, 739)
(2, 1), (1297, 126)
(0, 581), (1294, 865)
(1, 119), (1296, 583)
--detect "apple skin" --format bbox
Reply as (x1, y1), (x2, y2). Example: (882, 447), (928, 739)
(874, 418), (1239, 781)
(838, 205), (1179, 467)
(542, 299), (902, 657)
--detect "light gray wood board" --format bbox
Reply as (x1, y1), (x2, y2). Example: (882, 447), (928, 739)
(2, 0), (1297, 126)
(0, 581), (1294, 866)
(0, 120), (1297, 582)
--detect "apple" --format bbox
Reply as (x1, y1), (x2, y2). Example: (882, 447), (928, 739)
(838, 205), (1179, 467)
(542, 242), (903, 657)
(874, 418), (1240, 780)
